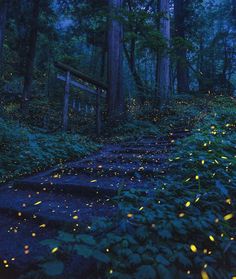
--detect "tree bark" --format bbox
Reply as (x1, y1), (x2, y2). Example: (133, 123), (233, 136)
(22, 0), (40, 101)
(124, 44), (146, 102)
(174, 0), (189, 93)
(107, 0), (125, 122)
(233, 0), (236, 17)
(0, 0), (7, 73)
(198, 37), (204, 92)
(157, 0), (170, 106)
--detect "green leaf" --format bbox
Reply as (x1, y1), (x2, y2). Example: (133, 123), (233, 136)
(135, 265), (156, 279)
(40, 239), (60, 249)
(41, 260), (64, 276)
(74, 244), (93, 258)
(128, 253), (142, 266)
(76, 234), (96, 245)
(157, 264), (173, 279)
(58, 231), (75, 242)
(155, 255), (169, 266)
(93, 250), (110, 263)
(177, 253), (192, 267)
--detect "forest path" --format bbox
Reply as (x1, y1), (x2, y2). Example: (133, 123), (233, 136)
(0, 128), (190, 277)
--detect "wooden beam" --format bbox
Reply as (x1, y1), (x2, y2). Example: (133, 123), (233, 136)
(96, 88), (102, 136)
(57, 74), (105, 97)
(62, 71), (70, 131)
(55, 61), (107, 91)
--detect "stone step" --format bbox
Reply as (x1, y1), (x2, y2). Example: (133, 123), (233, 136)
(112, 146), (169, 155)
(120, 142), (172, 148)
(0, 186), (115, 228)
(53, 161), (167, 178)
(0, 213), (58, 277)
(81, 153), (168, 164)
(142, 130), (190, 141)
(14, 173), (149, 197)
(0, 130), (191, 278)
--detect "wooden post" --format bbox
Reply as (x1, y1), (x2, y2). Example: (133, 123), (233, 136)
(96, 89), (101, 136)
(63, 71), (70, 131)
(78, 101), (81, 112)
(72, 98), (76, 110)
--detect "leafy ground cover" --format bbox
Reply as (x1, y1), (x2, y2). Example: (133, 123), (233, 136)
(0, 118), (99, 183)
(0, 93), (201, 182)
(35, 95), (236, 279)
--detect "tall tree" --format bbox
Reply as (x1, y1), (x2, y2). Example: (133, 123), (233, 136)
(157, 0), (170, 105)
(174, 0), (189, 93)
(107, 0), (125, 121)
(0, 0), (7, 72)
(233, 0), (236, 21)
(22, 0), (40, 101)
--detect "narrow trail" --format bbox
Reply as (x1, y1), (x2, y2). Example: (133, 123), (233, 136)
(0, 128), (190, 277)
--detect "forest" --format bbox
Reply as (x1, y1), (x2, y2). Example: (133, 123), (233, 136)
(0, 0), (235, 278)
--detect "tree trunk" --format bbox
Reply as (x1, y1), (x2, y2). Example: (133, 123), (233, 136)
(157, 0), (170, 106)
(107, 0), (125, 122)
(22, 0), (40, 101)
(233, 0), (236, 17)
(124, 44), (146, 102)
(198, 37), (204, 92)
(0, 0), (7, 73)
(174, 0), (189, 93)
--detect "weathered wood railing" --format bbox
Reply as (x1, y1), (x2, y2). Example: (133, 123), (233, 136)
(54, 62), (107, 136)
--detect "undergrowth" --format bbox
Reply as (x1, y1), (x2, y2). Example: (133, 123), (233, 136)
(35, 96), (236, 279)
(0, 118), (99, 183)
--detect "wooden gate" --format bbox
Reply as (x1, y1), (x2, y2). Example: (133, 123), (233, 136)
(54, 62), (107, 136)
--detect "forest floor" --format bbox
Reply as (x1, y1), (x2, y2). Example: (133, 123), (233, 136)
(0, 128), (186, 278)
(0, 95), (235, 279)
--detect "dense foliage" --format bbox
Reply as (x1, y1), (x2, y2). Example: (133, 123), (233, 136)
(32, 96), (236, 279)
(0, 0), (235, 278)
(0, 117), (99, 182)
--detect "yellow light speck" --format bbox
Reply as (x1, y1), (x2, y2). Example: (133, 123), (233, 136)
(224, 213), (233, 221)
(185, 201), (191, 207)
(34, 201), (42, 206)
(209, 235), (215, 242)
(190, 244), (197, 253)
(51, 247), (58, 254)
(226, 199), (231, 205)
(39, 224), (46, 228)
(201, 270), (209, 279)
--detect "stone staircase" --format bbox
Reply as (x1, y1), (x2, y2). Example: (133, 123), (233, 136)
(0, 129), (190, 277)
